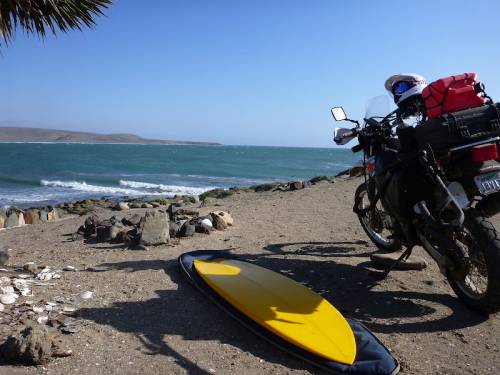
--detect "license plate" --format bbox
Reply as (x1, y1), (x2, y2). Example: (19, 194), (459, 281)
(474, 171), (500, 195)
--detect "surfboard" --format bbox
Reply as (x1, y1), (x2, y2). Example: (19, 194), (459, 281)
(192, 257), (356, 365)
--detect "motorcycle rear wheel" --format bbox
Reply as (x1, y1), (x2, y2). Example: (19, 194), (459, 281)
(447, 208), (500, 314)
(354, 183), (402, 253)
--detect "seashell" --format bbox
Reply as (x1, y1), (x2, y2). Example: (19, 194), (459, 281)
(1, 286), (14, 294)
(0, 293), (16, 305)
(33, 306), (44, 313)
(79, 291), (93, 300)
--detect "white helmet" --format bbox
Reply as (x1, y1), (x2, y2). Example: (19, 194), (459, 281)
(384, 73), (427, 107)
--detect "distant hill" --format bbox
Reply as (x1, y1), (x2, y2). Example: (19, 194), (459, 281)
(0, 127), (220, 145)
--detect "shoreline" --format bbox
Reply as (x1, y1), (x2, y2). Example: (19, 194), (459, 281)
(0, 176), (497, 374)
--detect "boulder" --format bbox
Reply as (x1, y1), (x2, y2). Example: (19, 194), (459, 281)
(38, 210), (48, 222)
(24, 209), (40, 225)
(96, 225), (112, 243)
(195, 217), (213, 234)
(289, 181), (304, 191)
(115, 202), (129, 211)
(0, 212), (5, 228)
(47, 208), (58, 221)
(4, 213), (20, 228)
(349, 166), (364, 177)
(109, 225), (123, 242)
(169, 221), (181, 237)
(129, 202), (143, 209)
(211, 211), (233, 226)
(210, 212), (227, 230)
(18, 213), (25, 226)
(139, 210), (170, 246)
(150, 202), (161, 208)
(122, 214), (142, 227)
(178, 221), (195, 237)
(0, 324), (52, 365)
(142, 203), (153, 209)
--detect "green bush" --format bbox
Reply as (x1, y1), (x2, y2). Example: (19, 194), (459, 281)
(199, 188), (234, 200)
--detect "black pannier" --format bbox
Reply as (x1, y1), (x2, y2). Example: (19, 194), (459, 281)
(414, 103), (500, 152)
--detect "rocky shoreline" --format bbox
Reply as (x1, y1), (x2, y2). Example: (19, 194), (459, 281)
(0, 175), (337, 231)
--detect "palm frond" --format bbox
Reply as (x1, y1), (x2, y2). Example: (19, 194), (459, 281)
(0, 0), (111, 45)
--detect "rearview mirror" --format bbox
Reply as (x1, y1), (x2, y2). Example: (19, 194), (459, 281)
(331, 107), (347, 121)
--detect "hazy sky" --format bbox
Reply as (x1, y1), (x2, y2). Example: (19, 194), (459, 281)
(2, 0), (500, 147)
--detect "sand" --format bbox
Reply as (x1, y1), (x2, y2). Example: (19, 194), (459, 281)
(0, 177), (498, 374)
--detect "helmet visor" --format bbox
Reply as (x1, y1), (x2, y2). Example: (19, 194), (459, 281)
(392, 81), (414, 95)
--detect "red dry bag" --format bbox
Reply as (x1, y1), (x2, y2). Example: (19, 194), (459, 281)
(422, 73), (486, 119)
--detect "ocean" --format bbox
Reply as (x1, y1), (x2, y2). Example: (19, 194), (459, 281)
(0, 143), (358, 207)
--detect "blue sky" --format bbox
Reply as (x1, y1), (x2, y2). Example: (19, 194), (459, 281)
(2, 0), (500, 147)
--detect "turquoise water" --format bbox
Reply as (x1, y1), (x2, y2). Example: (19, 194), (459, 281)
(0, 143), (358, 206)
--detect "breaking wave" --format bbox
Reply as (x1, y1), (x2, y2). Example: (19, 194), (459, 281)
(118, 180), (212, 195)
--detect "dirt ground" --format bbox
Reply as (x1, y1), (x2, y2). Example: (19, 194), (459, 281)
(0, 177), (498, 374)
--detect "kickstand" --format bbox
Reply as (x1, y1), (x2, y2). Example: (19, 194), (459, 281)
(381, 247), (414, 279)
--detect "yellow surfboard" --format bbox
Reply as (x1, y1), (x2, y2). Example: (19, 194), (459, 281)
(193, 258), (356, 365)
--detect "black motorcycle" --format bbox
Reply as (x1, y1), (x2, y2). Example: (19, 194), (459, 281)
(331, 97), (500, 313)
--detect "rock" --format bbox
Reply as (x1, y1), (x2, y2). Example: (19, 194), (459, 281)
(129, 202), (142, 209)
(83, 215), (101, 238)
(0, 212), (5, 228)
(122, 214), (142, 227)
(142, 203), (153, 209)
(139, 210), (170, 246)
(178, 222), (195, 237)
(38, 210), (48, 222)
(210, 212), (227, 230)
(0, 324), (52, 365)
(23, 262), (38, 274)
(289, 181), (304, 190)
(349, 166), (364, 177)
(52, 348), (73, 358)
(63, 265), (77, 272)
(150, 202), (161, 208)
(96, 225), (112, 243)
(23, 209), (40, 225)
(71, 232), (84, 241)
(0, 294), (17, 305)
(109, 225), (123, 242)
(4, 212), (20, 228)
(0, 246), (10, 266)
(370, 251), (427, 271)
(47, 209), (58, 221)
(195, 218), (213, 234)
(79, 291), (93, 300)
(115, 202), (129, 211)
(212, 211), (233, 226)
(169, 221), (181, 237)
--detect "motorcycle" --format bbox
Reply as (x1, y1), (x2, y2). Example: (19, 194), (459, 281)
(331, 96), (500, 314)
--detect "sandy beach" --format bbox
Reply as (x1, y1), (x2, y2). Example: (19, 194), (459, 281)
(0, 176), (498, 374)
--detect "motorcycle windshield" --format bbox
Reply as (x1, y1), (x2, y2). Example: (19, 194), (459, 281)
(364, 95), (391, 120)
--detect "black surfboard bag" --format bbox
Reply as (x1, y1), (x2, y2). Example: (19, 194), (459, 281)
(179, 250), (400, 375)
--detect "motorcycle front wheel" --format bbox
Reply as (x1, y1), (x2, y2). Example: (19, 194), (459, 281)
(354, 183), (402, 253)
(447, 208), (500, 314)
